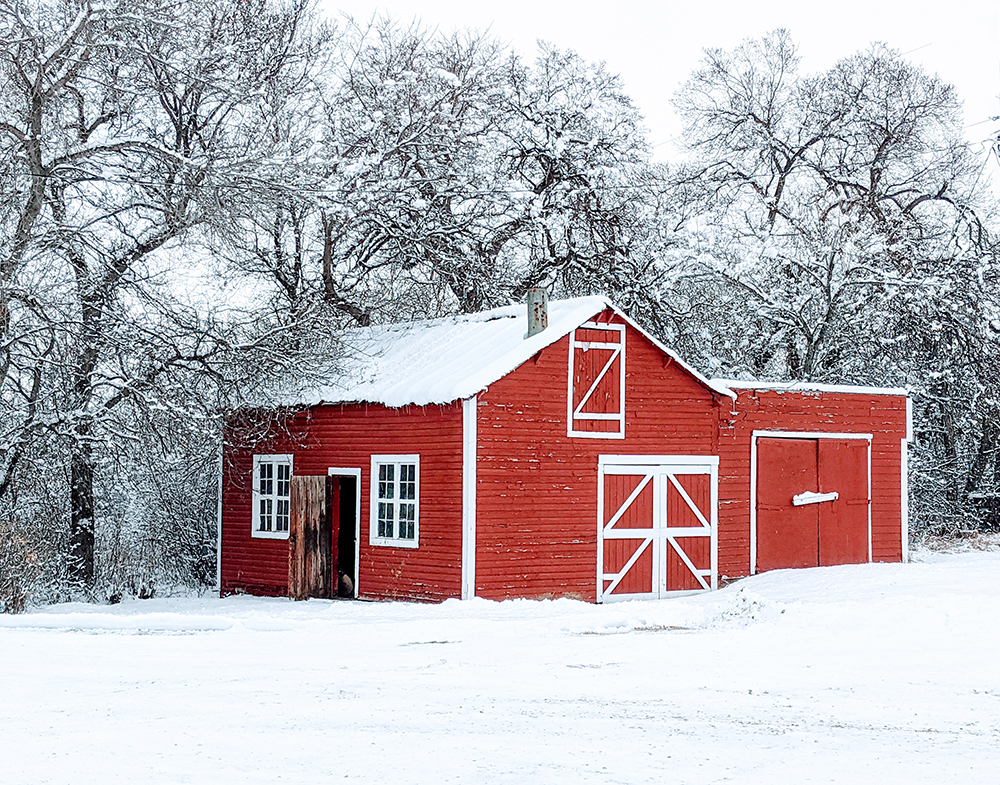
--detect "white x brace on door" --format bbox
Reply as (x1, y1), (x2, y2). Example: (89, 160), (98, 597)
(598, 455), (718, 602)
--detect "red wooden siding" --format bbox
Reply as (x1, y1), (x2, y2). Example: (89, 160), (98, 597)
(220, 303), (908, 606)
(220, 439), (289, 596)
(475, 312), (719, 602)
(221, 402), (464, 601)
(717, 389), (907, 580)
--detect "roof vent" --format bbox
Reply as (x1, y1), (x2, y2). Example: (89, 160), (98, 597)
(526, 288), (548, 337)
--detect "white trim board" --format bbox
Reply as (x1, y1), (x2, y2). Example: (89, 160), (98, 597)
(328, 467), (363, 598)
(751, 430), (873, 440)
(461, 396), (477, 600)
(901, 437), (910, 563)
(902, 399), (912, 562)
(598, 454), (720, 467)
(716, 379), (909, 396)
(215, 448), (223, 594)
(749, 432), (872, 575)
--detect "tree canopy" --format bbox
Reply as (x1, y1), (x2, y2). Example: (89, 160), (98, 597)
(1, 4), (996, 608)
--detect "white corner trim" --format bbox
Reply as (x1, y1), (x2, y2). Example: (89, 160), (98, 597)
(328, 467), (363, 598)
(462, 396), (478, 600)
(867, 438), (873, 563)
(215, 447), (223, 594)
(749, 435), (758, 575)
(901, 437), (909, 563)
(901, 397), (912, 561)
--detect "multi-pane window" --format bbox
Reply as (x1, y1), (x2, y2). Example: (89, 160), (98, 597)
(252, 455), (293, 540)
(370, 455), (419, 547)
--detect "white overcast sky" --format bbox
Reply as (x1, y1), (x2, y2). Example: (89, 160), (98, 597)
(325, 0), (999, 167)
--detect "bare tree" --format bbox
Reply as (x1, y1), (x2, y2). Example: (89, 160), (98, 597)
(235, 18), (671, 322)
(0, 0), (336, 592)
(670, 30), (1000, 530)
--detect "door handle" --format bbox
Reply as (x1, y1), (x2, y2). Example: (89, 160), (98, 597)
(792, 491), (839, 506)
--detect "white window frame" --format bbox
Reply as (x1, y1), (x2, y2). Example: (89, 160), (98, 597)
(567, 322), (626, 439)
(369, 454), (420, 549)
(251, 454), (293, 540)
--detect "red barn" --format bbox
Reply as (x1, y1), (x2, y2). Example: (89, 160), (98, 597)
(715, 381), (912, 581)
(218, 296), (910, 602)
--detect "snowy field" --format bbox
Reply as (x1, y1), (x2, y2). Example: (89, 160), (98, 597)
(2, 552), (999, 784)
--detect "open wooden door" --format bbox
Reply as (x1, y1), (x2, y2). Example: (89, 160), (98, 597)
(288, 475), (336, 600)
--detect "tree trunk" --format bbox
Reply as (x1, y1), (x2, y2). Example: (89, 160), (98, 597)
(964, 407), (999, 498)
(69, 444), (96, 587)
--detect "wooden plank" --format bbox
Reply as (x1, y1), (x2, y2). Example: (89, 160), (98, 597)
(288, 475), (332, 600)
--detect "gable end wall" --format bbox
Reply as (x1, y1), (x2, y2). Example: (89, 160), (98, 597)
(474, 314), (719, 601)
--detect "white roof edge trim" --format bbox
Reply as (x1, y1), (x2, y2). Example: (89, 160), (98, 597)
(714, 379), (909, 397)
(609, 307), (736, 399)
(441, 296), (612, 402)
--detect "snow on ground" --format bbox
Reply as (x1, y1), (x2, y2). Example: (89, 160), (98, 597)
(2, 552), (999, 784)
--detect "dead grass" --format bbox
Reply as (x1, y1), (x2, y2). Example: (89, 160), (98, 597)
(911, 530), (1000, 555)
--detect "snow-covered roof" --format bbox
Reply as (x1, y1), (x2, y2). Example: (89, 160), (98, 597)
(714, 379), (909, 397)
(300, 296), (733, 408)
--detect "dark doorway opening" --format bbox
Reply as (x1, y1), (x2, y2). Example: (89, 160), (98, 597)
(333, 473), (358, 598)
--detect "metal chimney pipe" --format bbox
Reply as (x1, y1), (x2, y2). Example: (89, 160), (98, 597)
(526, 288), (549, 337)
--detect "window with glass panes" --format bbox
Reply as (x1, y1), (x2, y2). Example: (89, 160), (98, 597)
(370, 455), (419, 547)
(252, 455), (292, 539)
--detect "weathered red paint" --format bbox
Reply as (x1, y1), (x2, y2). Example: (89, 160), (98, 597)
(817, 439), (870, 566)
(717, 388), (908, 579)
(220, 306), (909, 603)
(756, 437), (821, 571)
(221, 402), (464, 602)
(474, 318), (718, 601)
